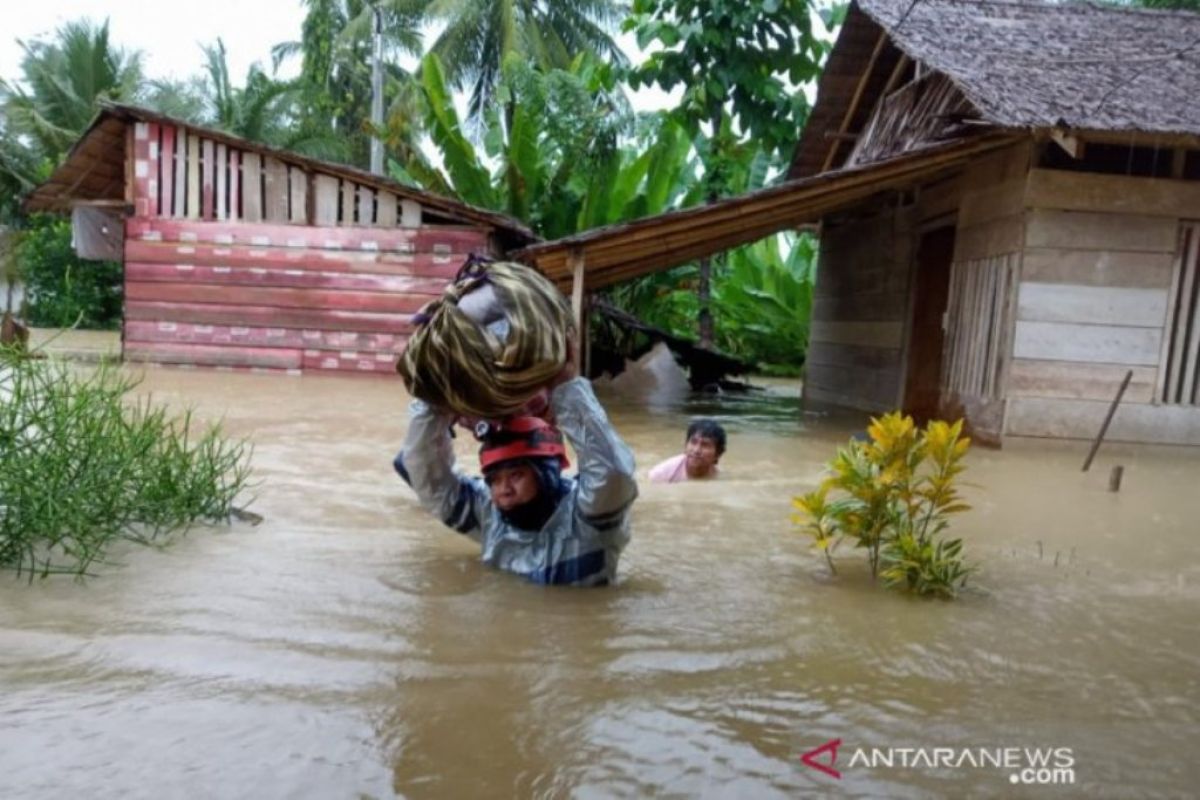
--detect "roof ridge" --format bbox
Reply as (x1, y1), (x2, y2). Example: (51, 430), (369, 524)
(862, 0), (1200, 21)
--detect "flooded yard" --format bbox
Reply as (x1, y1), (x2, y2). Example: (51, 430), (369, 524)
(1, 366), (1198, 797)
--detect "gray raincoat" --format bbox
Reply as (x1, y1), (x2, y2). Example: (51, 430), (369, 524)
(394, 378), (637, 587)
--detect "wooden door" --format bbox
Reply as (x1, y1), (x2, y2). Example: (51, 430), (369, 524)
(903, 226), (956, 421)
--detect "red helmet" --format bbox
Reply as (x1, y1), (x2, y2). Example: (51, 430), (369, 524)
(478, 416), (570, 471)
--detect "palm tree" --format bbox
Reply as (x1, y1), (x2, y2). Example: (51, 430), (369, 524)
(426, 0), (629, 121)
(272, 0), (428, 166)
(0, 19), (142, 163)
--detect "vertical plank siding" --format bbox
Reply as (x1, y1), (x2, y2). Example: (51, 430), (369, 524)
(122, 122), (463, 375)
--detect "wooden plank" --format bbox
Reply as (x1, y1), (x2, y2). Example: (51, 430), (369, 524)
(1012, 320), (1162, 365)
(1008, 359), (1157, 403)
(1006, 396), (1200, 445)
(376, 192), (397, 227)
(173, 130), (187, 218)
(314, 175), (340, 226)
(160, 125), (176, 218)
(125, 281), (430, 314)
(186, 134), (201, 220)
(228, 150), (240, 221)
(400, 199), (422, 228)
(124, 241), (461, 279)
(958, 177), (1026, 228)
(1177, 227), (1200, 403)
(216, 143), (227, 220)
(124, 218), (487, 253)
(1021, 247), (1175, 289)
(125, 262), (449, 294)
(916, 174), (962, 221)
(341, 181), (356, 226)
(808, 320), (904, 348)
(124, 320), (407, 354)
(1025, 209), (1178, 252)
(201, 139), (215, 219)
(263, 157), (288, 222)
(1163, 226), (1196, 402)
(240, 152), (262, 222)
(358, 185), (375, 226)
(810, 291), (909, 322)
(301, 349), (398, 374)
(1025, 169), (1200, 218)
(1017, 283), (1169, 327)
(125, 124), (135, 206)
(125, 300), (415, 334)
(953, 215), (1024, 262)
(289, 166), (308, 224)
(805, 362), (903, 412)
(124, 341), (303, 370)
(805, 341), (902, 369)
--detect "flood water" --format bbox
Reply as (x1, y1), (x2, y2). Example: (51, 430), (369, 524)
(2, 366), (1198, 798)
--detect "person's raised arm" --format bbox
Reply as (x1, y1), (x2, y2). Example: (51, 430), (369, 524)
(549, 376), (638, 522)
(394, 400), (484, 540)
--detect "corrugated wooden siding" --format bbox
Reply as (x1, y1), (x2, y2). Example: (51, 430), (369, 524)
(942, 253), (1018, 401)
(806, 202), (913, 411)
(124, 121), (486, 374)
(1158, 222), (1200, 405)
(1005, 168), (1200, 443)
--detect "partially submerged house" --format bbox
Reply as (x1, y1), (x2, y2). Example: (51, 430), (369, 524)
(24, 103), (533, 375)
(518, 0), (1200, 445)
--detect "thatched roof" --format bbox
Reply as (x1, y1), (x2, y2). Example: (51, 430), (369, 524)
(23, 103), (536, 246)
(792, 0), (1200, 178)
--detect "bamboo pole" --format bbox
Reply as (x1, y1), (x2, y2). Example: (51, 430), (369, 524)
(1082, 370), (1133, 472)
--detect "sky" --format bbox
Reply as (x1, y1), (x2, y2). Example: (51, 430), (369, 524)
(1, 0), (309, 85)
(0, 0), (682, 110)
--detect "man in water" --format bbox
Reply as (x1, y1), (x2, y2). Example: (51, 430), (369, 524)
(648, 418), (726, 483)
(394, 366), (637, 587)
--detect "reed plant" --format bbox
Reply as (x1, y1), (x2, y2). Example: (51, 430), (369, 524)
(0, 345), (252, 577)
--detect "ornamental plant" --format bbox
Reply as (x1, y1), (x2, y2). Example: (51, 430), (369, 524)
(792, 412), (974, 598)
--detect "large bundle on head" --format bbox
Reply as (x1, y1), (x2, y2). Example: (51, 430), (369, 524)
(397, 259), (573, 420)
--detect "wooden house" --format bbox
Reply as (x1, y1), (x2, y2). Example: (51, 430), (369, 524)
(24, 104), (534, 375)
(518, 0), (1200, 446)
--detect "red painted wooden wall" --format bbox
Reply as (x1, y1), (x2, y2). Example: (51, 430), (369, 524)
(124, 120), (488, 375)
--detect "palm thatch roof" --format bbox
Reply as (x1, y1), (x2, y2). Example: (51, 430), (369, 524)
(792, 0), (1200, 178)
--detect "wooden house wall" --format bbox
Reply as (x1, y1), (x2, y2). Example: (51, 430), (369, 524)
(1005, 168), (1200, 444)
(805, 201), (914, 411)
(122, 120), (486, 375)
(937, 142), (1030, 440)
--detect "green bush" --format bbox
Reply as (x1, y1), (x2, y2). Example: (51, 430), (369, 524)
(19, 214), (122, 329)
(792, 412), (975, 598)
(0, 349), (253, 577)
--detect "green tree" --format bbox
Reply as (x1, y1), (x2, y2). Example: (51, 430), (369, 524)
(396, 52), (698, 238)
(426, 0), (629, 121)
(0, 19), (142, 164)
(273, 0), (428, 166)
(626, 0), (829, 345)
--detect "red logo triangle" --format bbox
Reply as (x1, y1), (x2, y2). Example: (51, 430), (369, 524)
(801, 738), (842, 779)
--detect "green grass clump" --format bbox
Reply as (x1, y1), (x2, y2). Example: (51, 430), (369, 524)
(1, 346), (253, 577)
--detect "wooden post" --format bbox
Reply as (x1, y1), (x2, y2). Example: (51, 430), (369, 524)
(568, 247), (587, 374)
(1082, 369), (1133, 472)
(1108, 465), (1124, 493)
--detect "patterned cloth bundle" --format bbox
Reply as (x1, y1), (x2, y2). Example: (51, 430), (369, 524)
(396, 258), (573, 420)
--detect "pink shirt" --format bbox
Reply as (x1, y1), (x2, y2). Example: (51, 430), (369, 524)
(648, 453), (719, 483)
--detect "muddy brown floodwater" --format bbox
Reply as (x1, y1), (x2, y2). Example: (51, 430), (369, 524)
(2, 367), (1198, 798)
